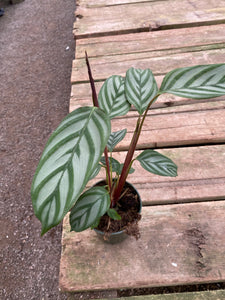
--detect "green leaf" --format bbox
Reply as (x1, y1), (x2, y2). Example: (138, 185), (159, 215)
(98, 75), (131, 119)
(31, 107), (111, 235)
(89, 164), (101, 181)
(136, 150), (177, 177)
(159, 64), (225, 99)
(70, 187), (110, 232)
(101, 157), (121, 174)
(119, 164), (135, 175)
(125, 68), (158, 115)
(91, 217), (101, 229)
(107, 208), (121, 221)
(107, 129), (127, 152)
(100, 157), (135, 175)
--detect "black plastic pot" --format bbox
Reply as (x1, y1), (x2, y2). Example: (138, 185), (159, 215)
(94, 181), (142, 244)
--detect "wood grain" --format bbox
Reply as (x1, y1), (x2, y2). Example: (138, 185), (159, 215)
(62, 0), (225, 294)
(74, 0), (225, 38)
(111, 108), (225, 150)
(76, 24), (225, 59)
(70, 77), (225, 112)
(71, 48), (225, 83)
(77, 0), (159, 8)
(60, 201), (225, 291)
(101, 290), (225, 300)
(87, 145), (225, 205)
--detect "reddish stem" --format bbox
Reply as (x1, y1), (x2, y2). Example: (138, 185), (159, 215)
(85, 52), (112, 192)
(111, 116), (141, 206)
(85, 52), (98, 107)
(112, 94), (159, 205)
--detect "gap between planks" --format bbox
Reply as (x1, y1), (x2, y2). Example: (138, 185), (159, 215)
(74, 0), (225, 38)
(75, 24), (225, 59)
(77, 0), (163, 9)
(100, 290), (225, 300)
(71, 48), (225, 83)
(110, 108), (225, 150)
(87, 145), (225, 206)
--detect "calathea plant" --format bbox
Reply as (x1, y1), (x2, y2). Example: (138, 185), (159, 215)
(31, 56), (225, 236)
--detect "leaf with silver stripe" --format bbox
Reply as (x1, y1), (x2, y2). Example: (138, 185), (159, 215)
(136, 150), (177, 177)
(88, 164), (101, 181)
(70, 186), (110, 232)
(31, 106), (111, 235)
(107, 129), (127, 152)
(98, 75), (131, 119)
(159, 64), (225, 99)
(125, 68), (158, 115)
(100, 156), (121, 174)
(100, 157), (135, 175)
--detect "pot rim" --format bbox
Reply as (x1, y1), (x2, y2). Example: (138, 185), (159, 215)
(93, 180), (142, 236)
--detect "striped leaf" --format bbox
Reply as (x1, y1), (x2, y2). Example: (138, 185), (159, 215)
(101, 157), (121, 174)
(136, 150), (177, 177)
(98, 75), (131, 119)
(159, 64), (225, 99)
(100, 157), (135, 175)
(107, 129), (127, 152)
(31, 107), (111, 235)
(125, 68), (158, 115)
(70, 186), (110, 232)
(88, 164), (101, 181)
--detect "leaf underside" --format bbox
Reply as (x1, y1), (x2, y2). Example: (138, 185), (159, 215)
(160, 64), (225, 99)
(31, 107), (111, 235)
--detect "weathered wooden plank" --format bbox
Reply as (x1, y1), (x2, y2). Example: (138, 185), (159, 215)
(70, 77), (225, 112)
(74, 0), (225, 38)
(71, 48), (225, 83)
(77, 0), (158, 8)
(70, 83), (225, 148)
(70, 76), (186, 110)
(101, 290), (225, 300)
(87, 145), (225, 205)
(76, 24), (225, 59)
(110, 108), (225, 150)
(59, 201), (225, 292)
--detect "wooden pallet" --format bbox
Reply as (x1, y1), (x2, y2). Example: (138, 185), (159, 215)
(60, 201), (225, 291)
(59, 0), (225, 296)
(74, 0), (225, 38)
(100, 290), (225, 300)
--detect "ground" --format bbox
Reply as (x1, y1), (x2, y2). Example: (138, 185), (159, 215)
(1, 1), (225, 300)
(0, 1), (75, 299)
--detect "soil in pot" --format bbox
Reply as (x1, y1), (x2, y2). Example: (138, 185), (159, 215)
(94, 181), (142, 241)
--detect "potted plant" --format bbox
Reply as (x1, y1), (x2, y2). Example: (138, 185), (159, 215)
(31, 55), (225, 242)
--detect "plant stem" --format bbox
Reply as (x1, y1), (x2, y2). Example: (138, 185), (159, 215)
(104, 148), (112, 191)
(111, 116), (141, 205)
(112, 94), (159, 204)
(85, 52), (112, 192)
(85, 52), (98, 107)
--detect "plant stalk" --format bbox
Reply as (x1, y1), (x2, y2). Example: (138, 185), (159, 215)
(112, 94), (159, 204)
(85, 52), (112, 191)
